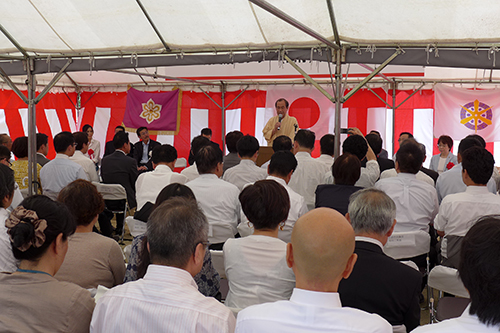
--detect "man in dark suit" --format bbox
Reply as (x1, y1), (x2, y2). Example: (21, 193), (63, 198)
(339, 188), (422, 332)
(101, 131), (139, 235)
(104, 125), (135, 159)
(364, 133), (394, 173)
(419, 143), (439, 185)
(133, 126), (161, 172)
(36, 133), (51, 166)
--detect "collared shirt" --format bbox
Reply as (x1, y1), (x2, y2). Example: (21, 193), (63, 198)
(435, 186), (500, 257)
(262, 114), (299, 146)
(40, 154), (89, 200)
(238, 176), (308, 243)
(374, 173), (439, 233)
(186, 174), (241, 244)
(436, 163), (497, 202)
(91, 265), (235, 333)
(355, 236), (384, 250)
(85, 138), (101, 164)
(324, 159), (380, 188)
(316, 154), (334, 170)
(223, 235), (295, 309)
(0, 208), (18, 272)
(180, 163), (199, 182)
(222, 159), (267, 191)
(380, 168), (434, 187)
(140, 141), (149, 164)
(135, 164), (188, 210)
(70, 150), (100, 183)
(235, 288), (392, 333)
(412, 305), (499, 333)
(289, 152), (330, 211)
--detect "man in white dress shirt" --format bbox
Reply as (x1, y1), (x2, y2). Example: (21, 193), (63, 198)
(70, 132), (99, 183)
(413, 216), (500, 333)
(223, 135), (267, 190)
(186, 145), (240, 250)
(235, 207), (392, 333)
(135, 144), (188, 211)
(91, 197), (236, 332)
(40, 132), (88, 200)
(435, 146), (500, 268)
(288, 129), (330, 211)
(316, 134), (334, 169)
(181, 135), (211, 182)
(436, 136), (497, 202)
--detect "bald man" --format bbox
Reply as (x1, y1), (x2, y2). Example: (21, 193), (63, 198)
(235, 208), (392, 333)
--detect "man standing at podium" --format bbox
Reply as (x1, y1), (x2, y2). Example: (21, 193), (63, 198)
(263, 98), (299, 146)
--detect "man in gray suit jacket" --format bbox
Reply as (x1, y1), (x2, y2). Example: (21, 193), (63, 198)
(36, 133), (50, 167)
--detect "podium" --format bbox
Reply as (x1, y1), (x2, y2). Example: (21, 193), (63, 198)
(256, 146), (274, 167)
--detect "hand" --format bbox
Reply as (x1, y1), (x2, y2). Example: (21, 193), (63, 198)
(348, 127), (363, 136)
(274, 122), (281, 131)
(138, 166), (148, 171)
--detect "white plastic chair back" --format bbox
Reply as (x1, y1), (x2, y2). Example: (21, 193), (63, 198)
(19, 188), (30, 199)
(210, 250), (226, 279)
(125, 216), (147, 237)
(384, 230), (431, 260)
(392, 324), (406, 333)
(174, 157), (187, 168)
(94, 285), (110, 302)
(92, 182), (127, 201)
(428, 266), (469, 298)
(123, 244), (132, 262)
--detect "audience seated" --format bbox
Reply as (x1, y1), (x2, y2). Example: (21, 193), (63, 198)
(10, 136), (42, 191)
(91, 197), (235, 332)
(223, 135), (267, 190)
(369, 130), (389, 159)
(0, 164), (18, 272)
(0, 195), (94, 332)
(181, 135), (211, 182)
(135, 144), (188, 212)
(235, 207), (391, 332)
(224, 180), (295, 309)
(316, 134), (334, 169)
(82, 124), (101, 165)
(413, 216), (500, 332)
(36, 133), (51, 167)
(316, 153), (363, 215)
(429, 135), (458, 174)
(436, 136), (496, 202)
(223, 130), (243, 174)
(364, 133), (394, 173)
(54, 180), (125, 289)
(435, 146), (500, 269)
(103, 126), (125, 158)
(338, 188), (422, 331)
(40, 131), (88, 200)
(325, 127), (379, 188)
(288, 129), (330, 211)
(70, 132), (100, 182)
(260, 135), (293, 170)
(419, 143), (439, 185)
(124, 183), (220, 298)
(186, 145), (240, 249)
(0, 147), (23, 211)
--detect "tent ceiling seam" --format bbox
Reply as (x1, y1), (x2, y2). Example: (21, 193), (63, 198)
(248, 3), (269, 45)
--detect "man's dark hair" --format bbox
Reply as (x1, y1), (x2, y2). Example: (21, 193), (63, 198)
(152, 144), (177, 165)
(342, 135), (368, 161)
(115, 125), (125, 132)
(333, 153), (361, 186)
(236, 135), (260, 158)
(369, 130), (381, 137)
(461, 147), (494, 185)
(225, 131), (243, 153)
(399, 132), (414, 139)
(0, 134), (10, 146)
(272, 135), (293, 152)
(195, 145), (223, 174)
(136, 126), (147, 137)
(73, 132), (89, 151)
(465, 134), (486, 148)
(458, 137), (482, 155)
(53, 132), (75, 153)
(0, 146), (10, 160)
(36, 133), (48, 151)
(201, 128), (212, 136)
(320, 134), (335, 156)
(365, 133), (382, 156)
(396, 141), (424, 174)
(113, 131), (129, 149)
(438, 135), (454, 149)
(190, 135), (211, 158)
(294, 129), (315, 150)
(11, 136), (28, 159)
(275, 98), (289, 108)
(268, 151), (297, 177)
(460, 216), (500, 327)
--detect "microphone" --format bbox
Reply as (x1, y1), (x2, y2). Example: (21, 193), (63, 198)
(277, 114), (283, 130)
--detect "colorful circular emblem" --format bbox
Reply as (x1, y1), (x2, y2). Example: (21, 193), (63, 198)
(460, 99), (493, 131)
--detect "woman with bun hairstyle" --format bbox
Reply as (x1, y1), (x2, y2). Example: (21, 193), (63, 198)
(0, 195), (95, 332)
(0, 164), (17, 272)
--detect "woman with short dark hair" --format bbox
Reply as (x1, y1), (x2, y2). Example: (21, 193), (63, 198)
(429, 135), (458, 174)
(224, 179), (295, 309)
(11, 136), (42, 192)
(0, 195), (94, 332)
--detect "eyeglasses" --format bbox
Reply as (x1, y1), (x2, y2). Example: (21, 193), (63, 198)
(194, 241), (209, 253)
(437, 144), (448, 148)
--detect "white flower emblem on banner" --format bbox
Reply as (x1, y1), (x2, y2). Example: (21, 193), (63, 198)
(140, 98), (162, 124)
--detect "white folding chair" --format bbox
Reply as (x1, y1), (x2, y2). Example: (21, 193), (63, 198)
(428, 265), (470, 323)
(93, 182), (129, 242)
(383, 230), (431, 260)
(174, 157), (187, 168)
(125, 216), (147, 238)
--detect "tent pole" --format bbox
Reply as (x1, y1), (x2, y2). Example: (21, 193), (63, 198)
(34, 59), (72, 103)
(366, 86), (392, 108)
(27, 59), (38, 196)
(394, 83), (425, 110)
(221, 82), (226, 149)
(334, 48), (342, 158)
(392, 80), (397, 156)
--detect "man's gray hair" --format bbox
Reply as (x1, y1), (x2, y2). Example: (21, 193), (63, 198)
(147, 197), (208, 268)
(348, 188), (396, 235)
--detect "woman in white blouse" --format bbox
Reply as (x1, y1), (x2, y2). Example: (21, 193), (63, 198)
(429, 135), (458, 174)
(223, 179), (295, 309)
(82, 124), (101, 165)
